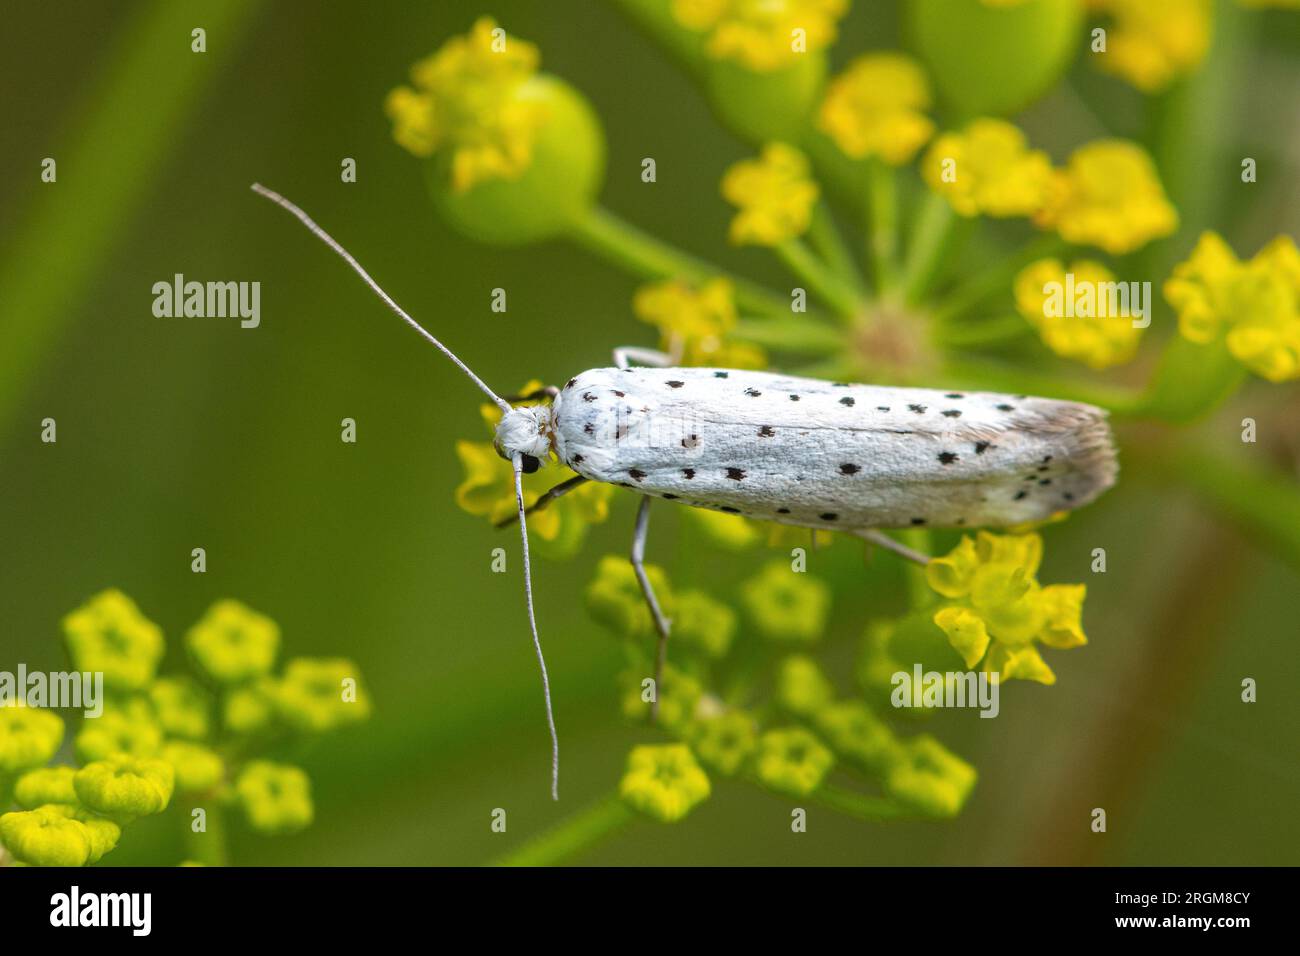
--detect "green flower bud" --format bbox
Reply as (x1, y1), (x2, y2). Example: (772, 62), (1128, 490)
(908, 0), (1083, 117)
(620, 665), (702, 732)
(385, 19), (607, 245)
(273, 658), (371, 734)
(430, 76), (606, 245)
(161, 741), (225, 793)
(587, 554), (675, 640)
(753, 727), (835, 797)
(232, 761), (313, 835)
(740, 560), (831, 644)
(74, 698), (162, 763)
(619, 744), (711, 823)
(857, 611), (964, 709)
(222, 678), (277, 735)
(0, 806), (93, 867)
(13, 766), (78, 808)
(149, 677), (212, 741)
(689, 711), (758, 777)
(74, 755), (174, 822)
(811, 701), (903, 776)
(71, 808), (121, 864)
(706, 54), (828, 143)
(884, 734), (977, 818)
(773, 655), (835, 717)
(671, 590), (737, 659)
(0, 704), (64, 773)
(62, 589), (165, 692)
(186, 599), (280, 685)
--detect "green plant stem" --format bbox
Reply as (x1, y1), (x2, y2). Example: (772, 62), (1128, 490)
(0, 0), (261, 439)
(733, 316), (845, 356)
(183, 801), (228, 867)
(813, 785), (910, 821)
(900, 192), (959, 305)
(865, 159), (900, 297)
(569, 205), (804, 321)
(808, 202), (868, 297)
(931, 233), (1066, 324)
(900, 528), (934, 608)
(933, 313), (1034, 348)
(776, 238), (864, 319)
(494, 793), (634, 866)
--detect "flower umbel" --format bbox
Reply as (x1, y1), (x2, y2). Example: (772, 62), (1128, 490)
(1015, 257), (1146, 368)
(922, 118), (1053, 218)
(619, 743), (711, 822)
(1164, 232), (1300, 382)
(633, 278), (767, 369)
(384, 17), (546, 191)
(672, 0), (849, 72)
(818, 53), (935, 166)
(721, 143), (819, 246)
(1090, 0), (1212, 93)
(1036, 139), (1177, 255)
(927, 532), (1087, 684)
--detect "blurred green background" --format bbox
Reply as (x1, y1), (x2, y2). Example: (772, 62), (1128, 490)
(2, 0), (1297, 865)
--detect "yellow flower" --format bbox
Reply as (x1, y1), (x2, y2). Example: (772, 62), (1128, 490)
(1014, 258), (1146, 368)
(1164, 232), (1300, 382)
(619, 744), (711, 822)
(1035, 139), (1177, 254)
(926, 532), (1087, 684)
(672, 0), (849, 72)
(922, 119), (1053, 218)
(1090, 0), (1212, 93)
(721, 143), (819, 246)
(185, 600), (280, 685)
(0, 704), (64, 773)
(384, 17), (548, 191)
(817, 53), (935, 166)
(689, 711), (758, 775)
(740, 559), (832, 644)
(633, 278), (768, 368)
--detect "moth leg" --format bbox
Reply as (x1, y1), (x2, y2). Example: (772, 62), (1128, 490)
(853, 529), (932, 566)
(630, 495), (672, 722)
(502, 385), (560, 403)
(493, 475), (589, 528)
(613, 346), (673, 369)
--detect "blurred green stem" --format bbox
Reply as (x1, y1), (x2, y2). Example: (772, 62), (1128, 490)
(808, 202), (868, 297)
(813, 785), (910, 821)
(865, 160), (899, 297)
(900, 528), (934, 608)
(933, 313), (1034, 348)
(931, 234), (1065, 324)
(776, 238), (864, 319)
(569, 205), (803, 321)
(900, 192), (958, 305)
(0, 0), (260, 439)
(495, 793), (634, 866)
(184, 801), (228, 867)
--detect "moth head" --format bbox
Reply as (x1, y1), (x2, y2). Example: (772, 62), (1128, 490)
(494, 405), (553, 472)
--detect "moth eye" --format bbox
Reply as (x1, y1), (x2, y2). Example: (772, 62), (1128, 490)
(521, 454), (541, 474)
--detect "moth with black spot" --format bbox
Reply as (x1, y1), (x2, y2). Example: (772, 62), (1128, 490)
(251, 185), (1119, 801)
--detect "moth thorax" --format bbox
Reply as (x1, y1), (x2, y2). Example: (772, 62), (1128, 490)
(494, 405), (554, 462)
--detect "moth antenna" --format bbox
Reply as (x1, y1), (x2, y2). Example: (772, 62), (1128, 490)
(514, 454), (560, 800)
(249, 183), (510, 414)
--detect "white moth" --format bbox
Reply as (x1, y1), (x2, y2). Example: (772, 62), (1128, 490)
(251, 184), (1118, 801)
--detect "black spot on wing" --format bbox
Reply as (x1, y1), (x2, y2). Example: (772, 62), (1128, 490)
(937, 452), (958, 465)
(757, 425), (775, 437)
(839, 397), (855, 407)
(666, 381), (684, 389)
(839, 463), (860, 475)
(726, 468), (745, 481)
